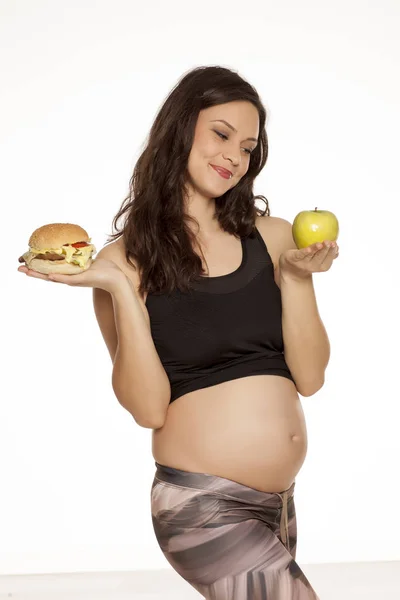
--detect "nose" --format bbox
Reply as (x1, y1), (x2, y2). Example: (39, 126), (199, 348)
(222, 145), (241, 167)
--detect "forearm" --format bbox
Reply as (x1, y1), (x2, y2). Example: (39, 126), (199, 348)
(280, 272), (330, 396)
(111, 280), (170, 428)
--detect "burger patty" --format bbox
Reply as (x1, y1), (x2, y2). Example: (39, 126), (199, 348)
(18, 253), (66, 262)
(34, 253), (66, 261)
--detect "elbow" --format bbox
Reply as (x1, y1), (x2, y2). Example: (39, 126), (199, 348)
(296, 375), (325, 397)
(134, 410), (167, 430)
(111, 370), (170, 428)
(121, 400), (168, 429)
(113, 385), (170, 429)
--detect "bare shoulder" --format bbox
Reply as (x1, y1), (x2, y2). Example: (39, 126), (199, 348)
(96, 236), (131, 265)
(255, 214), (293, 237)
(255, 215), (297, 284)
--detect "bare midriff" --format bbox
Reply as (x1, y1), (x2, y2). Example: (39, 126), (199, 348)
(152, 374), (308, 493)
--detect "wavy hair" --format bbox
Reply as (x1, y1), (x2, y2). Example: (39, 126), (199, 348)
(106, 65), (270, 296)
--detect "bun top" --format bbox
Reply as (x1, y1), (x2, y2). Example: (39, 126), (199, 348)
(29, 223), (90, 249)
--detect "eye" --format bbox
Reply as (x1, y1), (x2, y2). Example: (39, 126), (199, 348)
(213, 130), (254, 155)
(214, 130), (228, 141)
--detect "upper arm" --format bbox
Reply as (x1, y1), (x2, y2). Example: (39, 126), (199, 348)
(93, 286), (118, 363)
(91, 240), (150, 364)
(92, 245), (120, 363)
(256, 215), (297, 288)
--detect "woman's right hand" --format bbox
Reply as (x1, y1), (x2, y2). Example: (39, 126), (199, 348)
(17, 257), (129, 294)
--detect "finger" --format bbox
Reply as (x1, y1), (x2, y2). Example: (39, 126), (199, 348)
(316, 240), (336, 256)
(327, 242), (339, 260)
(297, 246), (315, 260)
(304, 243), (323, 260)
(303, 242), (329, 270)
(47, 274), (71, 284)
(48, 272), (85, 285)
(319, 243), (338, 269)
(18, 266), (52, 281)
(319, 242), (332, 262)
(295, 249), (308, 260)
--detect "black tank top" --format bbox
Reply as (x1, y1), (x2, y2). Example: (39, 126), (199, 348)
(145, 226), (295, 403)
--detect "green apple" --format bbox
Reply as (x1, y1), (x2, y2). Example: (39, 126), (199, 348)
(292, 207), (339, 249)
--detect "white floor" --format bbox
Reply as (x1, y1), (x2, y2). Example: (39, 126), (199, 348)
(0, 562), (399, 599)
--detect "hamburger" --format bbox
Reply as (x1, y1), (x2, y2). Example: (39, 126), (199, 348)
(18, 223), (96, 275)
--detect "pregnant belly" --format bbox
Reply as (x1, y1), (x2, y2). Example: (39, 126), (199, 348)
(152, 375), (308, 493)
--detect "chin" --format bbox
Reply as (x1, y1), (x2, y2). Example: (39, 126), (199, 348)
(190, 181), (221, 200)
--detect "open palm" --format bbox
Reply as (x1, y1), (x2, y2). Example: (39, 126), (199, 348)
(17, 257), (127, 293)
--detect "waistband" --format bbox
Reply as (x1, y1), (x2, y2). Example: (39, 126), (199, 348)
(154, 462), (295, 548)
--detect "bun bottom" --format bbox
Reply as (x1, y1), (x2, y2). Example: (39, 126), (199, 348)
(29, 258), (92, 275)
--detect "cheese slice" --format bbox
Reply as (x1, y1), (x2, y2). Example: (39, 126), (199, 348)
(26, 242), (96, 266)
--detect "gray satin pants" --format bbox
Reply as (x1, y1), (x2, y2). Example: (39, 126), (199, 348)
(151, 462), (319, 600)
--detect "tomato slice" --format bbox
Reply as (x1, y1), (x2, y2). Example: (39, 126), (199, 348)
(71, 241), (89, 248)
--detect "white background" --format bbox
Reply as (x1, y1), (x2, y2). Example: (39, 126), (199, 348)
(1, 0), (399, 576)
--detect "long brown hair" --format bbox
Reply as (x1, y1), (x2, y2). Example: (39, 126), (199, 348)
(106, 65), (270, 297)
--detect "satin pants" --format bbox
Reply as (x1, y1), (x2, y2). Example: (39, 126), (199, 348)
(151, 462), (319, 600)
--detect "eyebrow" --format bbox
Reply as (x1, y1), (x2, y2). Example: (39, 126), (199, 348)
(210, 119), (258, 143)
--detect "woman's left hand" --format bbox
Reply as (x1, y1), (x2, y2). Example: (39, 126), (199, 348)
(279, 240), (339, 280)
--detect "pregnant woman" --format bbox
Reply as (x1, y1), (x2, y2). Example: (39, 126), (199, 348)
(18, 65), (339, 599)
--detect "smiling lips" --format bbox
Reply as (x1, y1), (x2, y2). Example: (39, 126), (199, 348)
(210, 164), (233, 179)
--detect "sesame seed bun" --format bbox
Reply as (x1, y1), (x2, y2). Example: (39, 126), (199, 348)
(29, 223), (90, 249)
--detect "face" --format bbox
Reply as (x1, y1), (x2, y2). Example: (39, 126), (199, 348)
(185, 101), (260, 200)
